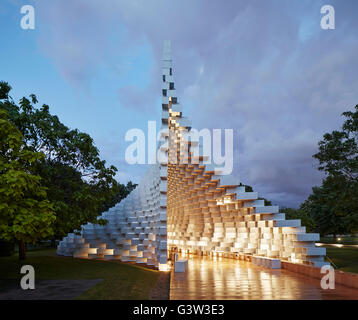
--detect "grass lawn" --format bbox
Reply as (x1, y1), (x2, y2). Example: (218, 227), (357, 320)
(0, 249), (160, 299)
(325, 246), (358, 274)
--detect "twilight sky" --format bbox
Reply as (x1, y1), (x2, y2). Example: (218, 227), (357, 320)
(1, 0), (357, 208)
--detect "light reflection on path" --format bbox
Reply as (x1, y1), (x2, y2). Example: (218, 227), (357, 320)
(170, 256), (358, 300)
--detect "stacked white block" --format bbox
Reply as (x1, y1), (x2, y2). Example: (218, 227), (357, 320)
(162, 41), (328, 268)
(174, 259), (188, 272)
(57, 162), (168, 269)
(166, 165), (328, 267)
(58, 40), (328, 270)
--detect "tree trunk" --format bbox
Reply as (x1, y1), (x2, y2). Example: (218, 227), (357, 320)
(19, 241), (26, 260)
(51, 239), (56, 248)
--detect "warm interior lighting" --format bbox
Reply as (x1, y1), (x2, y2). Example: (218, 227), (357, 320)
(159, 263), (170, 271)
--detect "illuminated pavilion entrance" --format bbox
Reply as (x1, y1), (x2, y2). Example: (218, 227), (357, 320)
(57, 41), (327, 272)
(170, 255), (358, 300)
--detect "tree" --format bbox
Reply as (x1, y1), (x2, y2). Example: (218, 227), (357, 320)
(0, 81), (118, 241)
(307, 104), (358, 236)
(300, 175), (358, 237)
(314, 104), (358, 182)
(0, 109), (55, 259)
(99, 181), (138, 214)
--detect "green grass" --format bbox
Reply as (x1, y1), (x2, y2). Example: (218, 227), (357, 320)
(325, 246), (358, 274)
(0, 249), (160, 299)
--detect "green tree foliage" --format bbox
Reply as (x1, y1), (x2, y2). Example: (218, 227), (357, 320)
(302, 104), (358, 236)
(300, 175), (358, 236)
(0, 81), (132, 241)
(99, 181), (138, 214)
(314, 104), (358, 182)
(0, 109), (55, 259)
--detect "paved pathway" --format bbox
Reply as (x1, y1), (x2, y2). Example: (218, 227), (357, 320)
(170, 256), (358, 300)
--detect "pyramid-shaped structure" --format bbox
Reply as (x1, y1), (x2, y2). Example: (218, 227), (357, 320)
(57, 41), (327, 269)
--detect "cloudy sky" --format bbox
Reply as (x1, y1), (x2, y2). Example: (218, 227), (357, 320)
(1, 0), (357, 208)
